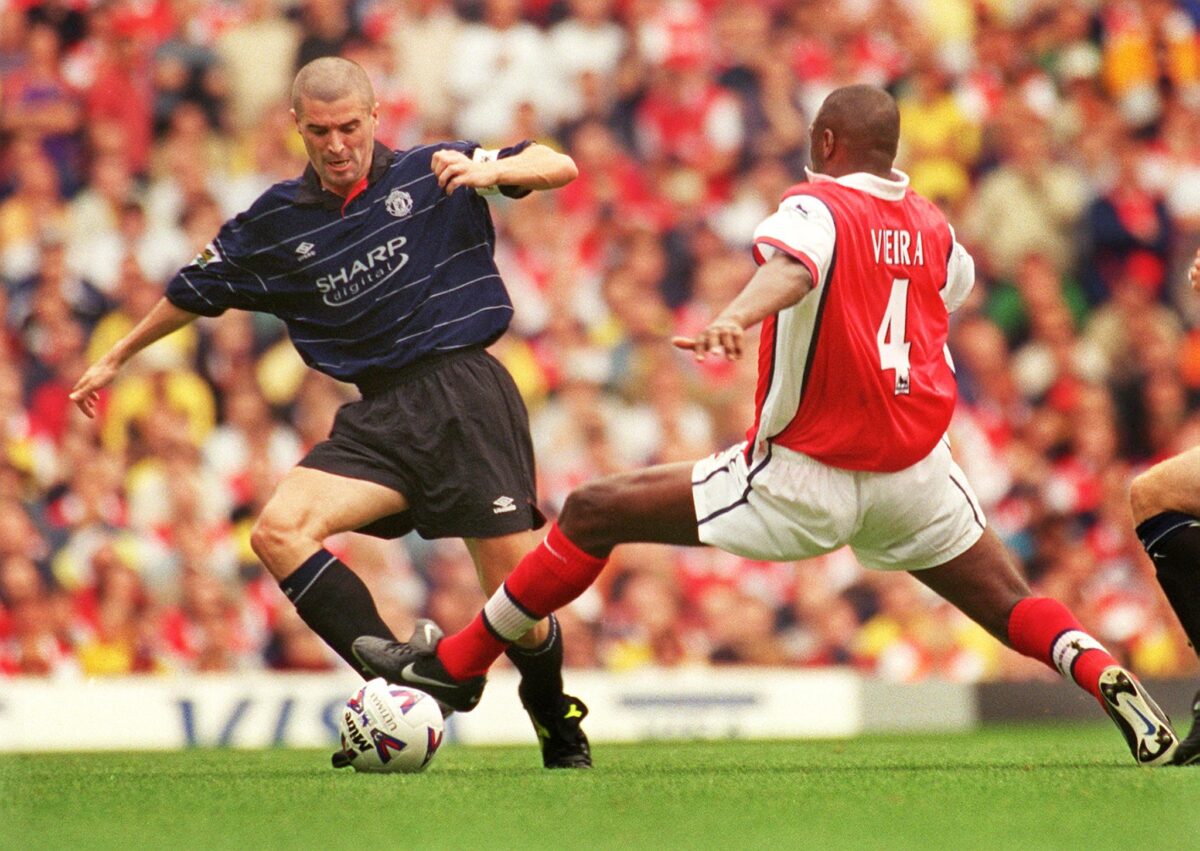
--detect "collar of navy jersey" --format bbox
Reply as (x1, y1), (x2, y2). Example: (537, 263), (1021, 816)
(294, 141), (396, 209)
(803, 167), (909, 201)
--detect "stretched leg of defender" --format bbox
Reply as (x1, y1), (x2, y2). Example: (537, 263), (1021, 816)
(352, 463), (699, 707)
(912, 528), (1178, 766)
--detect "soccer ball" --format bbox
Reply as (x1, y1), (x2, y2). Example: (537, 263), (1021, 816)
(335, 678), (445, 773)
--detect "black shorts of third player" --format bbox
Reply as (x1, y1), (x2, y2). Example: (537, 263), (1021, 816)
(300, 346), (545, 540)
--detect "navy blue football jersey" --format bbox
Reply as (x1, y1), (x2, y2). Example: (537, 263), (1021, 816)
(165, 140), (531, 389)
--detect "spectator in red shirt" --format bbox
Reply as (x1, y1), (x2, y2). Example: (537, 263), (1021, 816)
(634, 53), (744, 203)
(86, 25), (153, 174)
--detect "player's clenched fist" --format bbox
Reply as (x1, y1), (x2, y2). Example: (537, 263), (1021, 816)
(1189, 248), (1200, 292)
(672, 318), (746, 362)
(431, 150), (497, 195)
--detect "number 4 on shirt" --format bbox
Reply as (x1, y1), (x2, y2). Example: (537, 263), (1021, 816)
(876, 278), (911, 396)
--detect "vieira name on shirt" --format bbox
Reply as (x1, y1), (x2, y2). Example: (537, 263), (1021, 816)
(870, 228), (925, 267)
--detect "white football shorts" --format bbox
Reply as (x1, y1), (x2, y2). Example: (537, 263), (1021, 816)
(691, 438), (986, 572)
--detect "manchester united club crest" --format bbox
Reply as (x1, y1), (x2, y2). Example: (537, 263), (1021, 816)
(386, 189), (413, 219)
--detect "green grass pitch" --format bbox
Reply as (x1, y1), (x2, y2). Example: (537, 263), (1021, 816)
(3, 725), (1198, 850)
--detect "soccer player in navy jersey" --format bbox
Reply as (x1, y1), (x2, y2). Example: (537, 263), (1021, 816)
(70, 57), (591, 768)
(355, 85), (1182, 766)
(1128, 248), (1200, 765)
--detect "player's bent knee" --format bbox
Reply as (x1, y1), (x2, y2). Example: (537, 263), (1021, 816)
(559, 478), (625, 551)
(250, 508), (321, 573)
(248, 514), (287, 563)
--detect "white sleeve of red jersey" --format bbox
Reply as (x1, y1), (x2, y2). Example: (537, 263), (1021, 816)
(751, 196), (836, 287)
(941, 226), (975, 313)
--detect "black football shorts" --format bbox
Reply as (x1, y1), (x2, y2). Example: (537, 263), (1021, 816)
(299, 346), (545, 540)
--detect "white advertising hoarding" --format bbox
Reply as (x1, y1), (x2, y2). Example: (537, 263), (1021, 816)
(0, 668), (971, 752)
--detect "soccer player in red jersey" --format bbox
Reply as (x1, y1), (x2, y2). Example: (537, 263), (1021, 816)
(356, 85), (1180, 765)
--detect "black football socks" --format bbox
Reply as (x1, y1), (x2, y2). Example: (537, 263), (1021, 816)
(279, 549), (397, 676)
(1137, 512), (1200, 653)
(507, 613), (566, 711)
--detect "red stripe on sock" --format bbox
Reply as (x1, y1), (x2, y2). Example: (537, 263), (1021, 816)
(436, 524), (608, 680)
(1007, 597), (1117, 703)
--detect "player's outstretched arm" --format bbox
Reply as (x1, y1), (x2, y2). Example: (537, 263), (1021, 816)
(432, 143), (578, 195)
(69, 297), (200, 418)
(673, 253), (814, 362)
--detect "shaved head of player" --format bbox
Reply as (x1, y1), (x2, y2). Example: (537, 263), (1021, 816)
(291, 57), (380, 197)
(808, 84), (901, 179)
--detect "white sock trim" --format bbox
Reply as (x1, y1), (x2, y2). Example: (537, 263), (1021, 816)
(1050, 629), (1107, 680)
(483, 584), (539, 642)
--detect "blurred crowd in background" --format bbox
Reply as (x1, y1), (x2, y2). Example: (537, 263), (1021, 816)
(3, 0), (1200, 683)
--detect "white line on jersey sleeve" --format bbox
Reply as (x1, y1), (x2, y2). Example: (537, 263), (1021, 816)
(941, 225), (975, 313)
(751, 195), (836, 289)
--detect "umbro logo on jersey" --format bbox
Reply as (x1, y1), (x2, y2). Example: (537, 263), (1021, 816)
(492, 496), (517, 514)
(295, 241), (316, 261)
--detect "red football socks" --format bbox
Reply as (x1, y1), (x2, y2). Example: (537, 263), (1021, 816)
(435, 612), (509, 681)
(1006, 597), (1119, 703)
(437, 523), (608, 680)
(503, 522), (608, 614)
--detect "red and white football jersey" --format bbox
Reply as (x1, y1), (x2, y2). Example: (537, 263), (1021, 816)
(748, 169), (975, 473)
